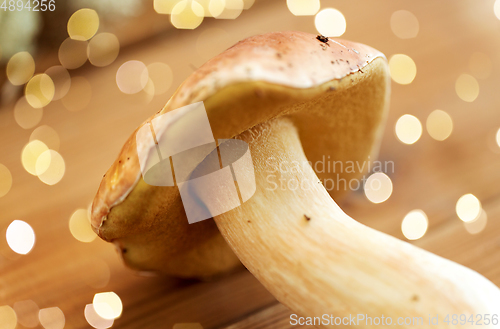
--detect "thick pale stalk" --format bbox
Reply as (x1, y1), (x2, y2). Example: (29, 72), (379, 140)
(210, 118), (500, 328)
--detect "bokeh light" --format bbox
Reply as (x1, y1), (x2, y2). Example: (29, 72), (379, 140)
(45, 66), (71, 101)
(0, 164), (13, 198)
(426, 110), (453, 141)
(154, 0), (178, 14)
(6, 51), (35, 86)
(38, 307), (65, 329)
(496, 128), (500, 148)
(142, 78), (156, 102)
(364, 172), (393, 204)
(242, 0), (254, 9)
(0, 305), (17, 329)
(81, 259), (111, 289)
(390, 10), (419, 39)
(494, 0), (500, 20)
(469, 52), (492, 80)
(456, 194), (482, 223)
(13, 300), (39, 328)
(401, 210), (428, 240)
(116, 61), (149, 94)
(213, 0), (244, 19)
(196, 0), (253, 16)
(464, 209), (488, 235)
(209, 0), (225, 17)
(30, 125), (60, 151)
(61, 76), (92, 112)
(195, 0), (212, 16)
(36, 150), (66, 185)
(172, 0), (204, 28)
(389, 54), (417, 85)
(455, 74), (479, 102)
(35, 151), (54, 176)
(68, 9), (100, 41)
(6, 220), (35, 255)
(25, 74), (55, 108)
(22, 140), (49, 175)
(14, 97), (43, 129)
(395, 114), (422, 145)
(315, 8), (346, 37)
(286, 0), (319, 16)
(147, 63), (173, 95)
(84, 304), (114, 329)
(59, 38), (88, 69)
(69, 209), (97, 243)
(88, 33), (120, 67)
(93, 292), (123, 320)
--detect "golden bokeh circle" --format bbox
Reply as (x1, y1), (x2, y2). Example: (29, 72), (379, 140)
(93, 292), (123, 320)
(38, 307), (65, 329)
(88, 33), (120, 67)
(13, 300), (39, 328)
(6, 220), (36, 255)
(6, 51), (35, 86)
(30, 125), (60, 151)
(315, 8), (346, 37)
(401, 210), (428, 240)
(69, 209), (97, 243)
(455, 74), (479, 102)
(14, 97), (43, 129)
(68, 9), (100, 41)
(116, 61), (149, 94)
(171, 0), (204, 29)
(456, 194), (482, 223)
(25, 74), (55, 108)
(147, 63), (173, 95)
(395, 114), (422, 145)
(45, 66), (71, 101)
(390, 10), (419, 39)
(364, 172), (393, 204)
(36, 150), (66, 185)
(22, 140), (49, 176)
(389, 54), (417, 85)
(0, 164), (13, 198)
(59, 38), (88, 70)
(0, 305), (17, 329)
(426, 110), (453, 141)
(287, 0), (320, 16)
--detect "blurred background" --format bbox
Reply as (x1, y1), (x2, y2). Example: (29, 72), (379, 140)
(1, 0), (500, 328)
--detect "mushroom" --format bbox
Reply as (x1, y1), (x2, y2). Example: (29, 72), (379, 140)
(92, 32), (500, 323)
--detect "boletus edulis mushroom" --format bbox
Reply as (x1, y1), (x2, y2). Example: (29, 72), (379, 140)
(91, 31), (500, 326)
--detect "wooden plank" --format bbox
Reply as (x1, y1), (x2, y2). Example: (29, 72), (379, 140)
(223, 303), (309, 329)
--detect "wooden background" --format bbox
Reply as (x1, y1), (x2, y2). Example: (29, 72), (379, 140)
(1, 0), (500, 328)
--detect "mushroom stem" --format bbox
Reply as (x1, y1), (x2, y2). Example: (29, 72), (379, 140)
(210, 118), (500, 327)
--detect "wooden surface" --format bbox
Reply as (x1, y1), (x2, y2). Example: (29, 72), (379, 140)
(1, 0), (500, 328)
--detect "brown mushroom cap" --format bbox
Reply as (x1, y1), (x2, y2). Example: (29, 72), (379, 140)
(91, 31), (390, 277)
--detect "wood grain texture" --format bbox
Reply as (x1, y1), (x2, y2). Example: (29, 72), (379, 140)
(1, 0), (500, 328)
